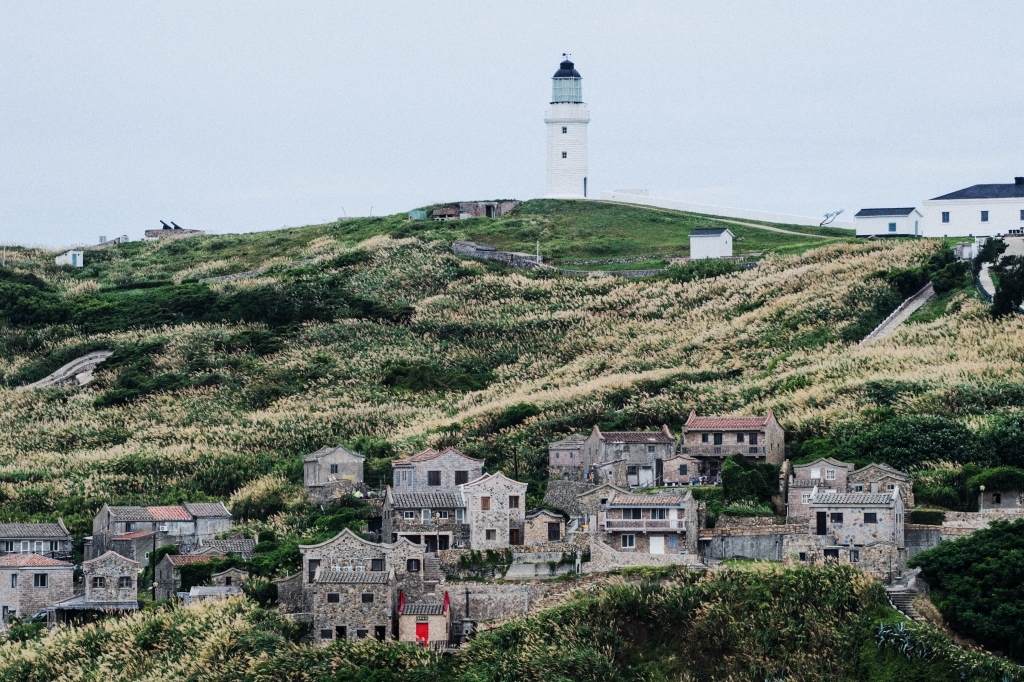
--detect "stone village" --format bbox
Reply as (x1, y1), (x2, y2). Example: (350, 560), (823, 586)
(2, 410), (1022, 650)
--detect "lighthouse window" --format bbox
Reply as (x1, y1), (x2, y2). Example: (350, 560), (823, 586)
(561, 151), (567, 158)
(562, 126), (567, 134)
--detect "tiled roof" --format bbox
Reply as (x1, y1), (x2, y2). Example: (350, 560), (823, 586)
(609, 493), (685, 507)
(852, 463), (909, 479)
(599, 431), (673, 444)
(391, 492), (463, 509)
(189, 585), (243, 597)
(0, 522), (70, 539)
(195, 539), (257, 556)
(107, 506), (155, 522)
(525, 509), (563, 520)
(855, 208), (917, 218)
(112, 531), (155, 541)
(145, 506), (191, 521)
(550, 434), (586, 447)
(392, 447), (484, 466)
(931, 182), (1024, 201)
(51, 594), (139, 611)
(812, 493), (895, 505)
(0, 554), (72, 568)
(402, 602), (445, 615)
(316, 570), (390, 584)
(793, 458), (853, 470)
(166, 554), (213, 566)
(303, 445), (364, 462)
(183, 502), (232, 518)
(84, 551), (139, 566)
(685, 411), (771, 430)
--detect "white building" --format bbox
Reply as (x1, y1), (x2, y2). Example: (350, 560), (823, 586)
(545, 57), (589, 199)
(920, 177), (1024, 238)
(688, 228), (733, 259)
(54, 250), (83, 268)
(854, 208), (922, 237)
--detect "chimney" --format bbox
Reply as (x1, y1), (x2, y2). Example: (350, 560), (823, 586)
(1016, 177), (1024, 185)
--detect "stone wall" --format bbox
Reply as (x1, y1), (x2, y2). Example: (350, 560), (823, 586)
(524, 514), (564, 546)
(940, 508), (1024, 530)
(783, 536), (905, 580)
(543, 480), (596, 517)
(463, 475), (527, 550)
(702, 532), (790, 561)
(436, 581), (550, 623)
(714, 515), (781, 530)
(451, 242), (542, 270)
(583, 538), (701, 573)
(85, 553), (139, 603)
(312, 577), (391, 644)
(275, 573), (305, 613)
(0, 566), (74, 622)
(905, 526), (943, 560)
(398, 611), (451, 643)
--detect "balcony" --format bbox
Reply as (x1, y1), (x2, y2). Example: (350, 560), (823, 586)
(681, 445), (766, 457)
(602, 519), (685, 532)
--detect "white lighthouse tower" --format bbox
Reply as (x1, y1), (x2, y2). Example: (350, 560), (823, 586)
(545, 55), (590, 199)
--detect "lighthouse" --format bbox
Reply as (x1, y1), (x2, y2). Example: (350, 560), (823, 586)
(545, 56), (590, 199)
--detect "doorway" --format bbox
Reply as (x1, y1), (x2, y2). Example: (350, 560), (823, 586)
(509, 529), (522, 546)
(425, 536), (437, 553)
(816, 512), (827, 535)
(416, 622), (429, 646)
(650, 535), (665, 554)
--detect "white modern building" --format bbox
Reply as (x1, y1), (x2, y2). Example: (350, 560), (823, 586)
(55, 250), (83, 268)
(920, 177), (1024, 238)
(545, 57), (589, 199)
(688, 228), (733, 259)
(854, 208), (922, 237)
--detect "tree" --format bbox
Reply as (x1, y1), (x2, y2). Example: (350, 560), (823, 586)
(721, 454), (778, 505)
(990, 255), (1024, 317)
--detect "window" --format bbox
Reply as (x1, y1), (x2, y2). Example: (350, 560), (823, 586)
(555, 452), (559, 459)
(455, 508), (465, 523)
(33, 573), (48, 588)
(651, 508), (667, 520)
(830, 513), (844, 523)
(850, 549), (860, 563)
(854, 484), (864, 492)
(1, 541), (12, 552)
(981, 210), (989, 222)
(9, 574), (15, 589)
(455, 470), (468, 485)
(647, 445), (656, 453)
(356, 629), (368, 639)
(320, 629), (333, 640)
(422, 508), (430, 522)
(863, 512), (877, 523)
(621, 534), (635, 548)
(327, 592), (340, 603)
(480, 497), (491, 511)
(485, 529), (496, 541)
(562, 126), (567, 133)
(600, 498), (608, 505)
(624, 508), (642, 520)
(374, 625), (386, 641)
(886, 483), (895, 491)
(509, 495), (520, 509)
(801, 494), (811, 504)
(397, 469), (411, 486)
(33, 542), (42, 554)
(701, 433), (709, 443)
(49, 541), (59, 553)
(993, 493), (1003, 504)
(225, 577), (232, 586)
(437, 510), (449, 520)
(1020, 210), (1024, 221)
(713, 434), (723, 445)
(561, 151), (567, 158)
(678, 464), (687, 476)
(799, 552), (807, 561)
(622, 445), (630, 453)
(92, 577), (106, 589)
(427, 471), (441, 486)
(548, 522), (561, 541)
(118, 576), (132, 588)
(20, 542), (28, 553)
(125, 522), (135, 533)
(942, 211), (950, 223)
(810, 469), (821, 479)
(403, 511), (417, 520)
(749, 433), (758, 445)
(888, 222), (897, 233)
(361, 593), (374, 604)
(407, 559), (421, 572)
(371, 558), (384, 572)
(308, 559), (320, 583)
(330, 464), (339, 475)
(336, 626), (347, 640)
(825, 469), (836, 481)
(737, 433), (745, 443)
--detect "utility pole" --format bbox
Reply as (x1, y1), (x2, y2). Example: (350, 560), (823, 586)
(151, 531), (157, 601)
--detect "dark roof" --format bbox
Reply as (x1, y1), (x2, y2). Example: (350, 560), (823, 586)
(316, 570), (390, 585)
(402, 602), (445, 615)
(183, 502), (232, 518)
(931, 180), (1024, 200)
(525, 509), (563, 520)
(811, 493), (896, 505)
(194, 538), (257, 556)
(553, 59), (581, 79)
(599, 431), (674, 444)
(391, 492), (463, 509)
(689, 228), (731, 237)
(393, 447), (484, 466)
(107, 506), (154, 522)
(0, 522), (70, 539)
(855, 208), (917, 218)
(609, 493), (685, 507)
(303, 445), (364, 463)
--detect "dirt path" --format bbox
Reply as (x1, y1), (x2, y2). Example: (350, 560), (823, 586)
(600, 201), (838, 239)
(860, 283), (935, 345)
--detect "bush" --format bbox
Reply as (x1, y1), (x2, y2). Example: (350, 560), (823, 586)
(382, 362), (494, 393)
(665, 258), (742, 283)
(909, 510), (945, 525)
(721, 454), (779, 505)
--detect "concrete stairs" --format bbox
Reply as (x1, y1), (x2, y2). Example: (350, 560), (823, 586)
(16, 350), (114, 391)
(423, 555), (444, 583)
(887, 588), (922, 622)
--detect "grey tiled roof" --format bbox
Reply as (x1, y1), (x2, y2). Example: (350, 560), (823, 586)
(812, 493), (895, 505)
(316, 570), (390, 584)
(855, 208), (916, 217)
(549, 434), (586, 447)
(402, 602), (445, 615)
(194, 538), (257, 556)
(0, 522), (70, 539)
(932, 183), (1024, 200)
(50, 594), (139, 611)
(107, 506), (155, 522)
(303, 445), (364, 463)
(391, 493), (463, 509)
(600, 431), (674, 444)
(183, 502), (232, 518)
(609, 493), (685, 506)
(189, 585), (243, 597)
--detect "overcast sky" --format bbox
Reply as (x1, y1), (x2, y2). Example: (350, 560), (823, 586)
(3, 2), (1024, 247)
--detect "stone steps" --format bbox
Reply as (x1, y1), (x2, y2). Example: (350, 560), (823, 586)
(887, 589), (922, 622)
(423, 555), (444, 583)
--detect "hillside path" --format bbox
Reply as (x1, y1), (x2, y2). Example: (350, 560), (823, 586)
(713, 218), (835, 239)
(15, 350), (113, 391)
(860, 283), (935, 345)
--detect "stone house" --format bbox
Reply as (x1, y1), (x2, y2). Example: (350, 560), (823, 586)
(600, 491), (699, 555)
(661, 454), (702, 487)
(383, 489), (469, 551)
(581, 425), (676, 486)
(190, 537), (257, 560)
(88, 502), (233, 563)
(154, 554), (213, 601)
(461, 472), (528, 549)
(849, 464), (914, 506)
(0, 521), (73, 561)
(524, 510), (565, 545)
(787, 458), (856, 523)
(458, 200), (522, 219)
(184, 585), (242, 604)
(210, 567), (249, 587)
(294, 529), (430, 618)
(391, 447), (483, 494)
(574, 484), (629, 531)
(978, 488), (1024, 510)
(431, 206), (460, 221)
(0, 554), (74, 625)
(49, 551), (139, 626)
(398, 598), (452, 646)
(681, 411), (786, 480)
(303, 445), (365, 503)
(313, 568), (393, 644)
(547, 434), (587, 477)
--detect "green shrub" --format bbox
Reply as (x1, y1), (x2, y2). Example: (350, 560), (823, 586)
(382, 362), (494, 393)
(664, 258), (742, 283)
(721, 454), (779, 505)
(909, 510), (945, 525)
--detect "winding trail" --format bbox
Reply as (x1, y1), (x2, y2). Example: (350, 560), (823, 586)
(15, 350), (113, 391)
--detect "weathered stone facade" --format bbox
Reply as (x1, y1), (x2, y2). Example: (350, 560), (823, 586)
(661, 454), (701, 486)
(547, 434), (586, 475)
(274, 572), (304, 613)
(584, 537), (703, 573)
(807, 490), (905, 548)
(210, 567), (248, 587)
(574, 484), (628, 530)
(312, 569), (393, 644)
(0, 521), (73, 561)
(783, 534), (905, 581)
(681, 411), (786, 478)
(82, 551), (139, 604)
(89, 502), (232, 563)
(382, 489), (470, 551)
(542, 480), (597, 520)
(524, 510), (564, 545)
(391, 447), (484, 494)
(0, 554), (74, 625)
(303, 446), (365, 503)
(457, 200), (522, 218)
(154, 554), (212, 600)
(849, 463), (914, 506)
(581, 425), (676, 486)
(977, 488), (1023, 510)
(398, 600), (451, 645)
(600, 491), (698, 555)
(786, 458), (855, 523)
(461, 473), (528, 549)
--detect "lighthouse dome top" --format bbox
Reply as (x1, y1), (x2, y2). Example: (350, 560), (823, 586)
(552, 59), (581, 79)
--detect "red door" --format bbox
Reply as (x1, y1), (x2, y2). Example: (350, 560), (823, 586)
(415, 622), (429, 646)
